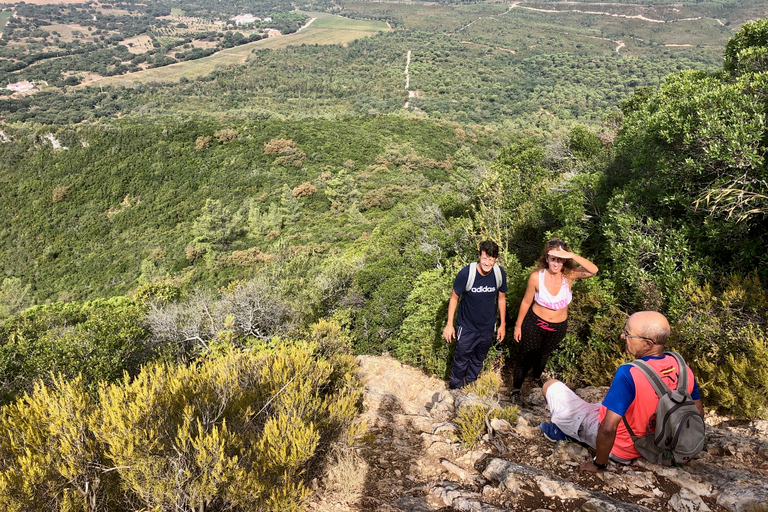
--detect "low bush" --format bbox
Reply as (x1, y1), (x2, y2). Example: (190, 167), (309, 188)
(455, 403), (519, 447)
(393, 268), (453, 376)
(673, 275), (768, 419)
(465, 370), (502, 399)
(0, 298), (150, 405)
(0, 321), (363, 511)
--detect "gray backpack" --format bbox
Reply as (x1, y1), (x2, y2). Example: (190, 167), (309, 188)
(465, 262), (502, 292)
(622, 351), (706, 466)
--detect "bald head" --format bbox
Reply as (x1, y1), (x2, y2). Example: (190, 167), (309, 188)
(628, 311), (671, 346)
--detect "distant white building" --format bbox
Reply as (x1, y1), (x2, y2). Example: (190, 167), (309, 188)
(6, 80), (35, 93)
(233, 14), (260, 25)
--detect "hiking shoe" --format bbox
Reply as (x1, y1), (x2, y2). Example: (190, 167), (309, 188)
(510, 389), (522, 404)
(539, 422), (577, 443)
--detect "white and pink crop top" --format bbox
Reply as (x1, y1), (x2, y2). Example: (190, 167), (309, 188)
(533, 269), (572, 310)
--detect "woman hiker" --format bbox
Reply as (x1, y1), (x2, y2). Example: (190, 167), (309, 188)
(510, 238), (598, 401)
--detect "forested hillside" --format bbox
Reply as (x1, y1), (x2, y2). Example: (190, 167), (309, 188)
(0, 1), (767, 510)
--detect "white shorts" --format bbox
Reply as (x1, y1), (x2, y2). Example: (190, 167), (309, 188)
(545, 381), (601, 449)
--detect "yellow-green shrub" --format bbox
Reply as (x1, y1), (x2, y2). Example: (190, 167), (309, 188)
(0, 327), (363, 511)
(673, 275), (768, 419)
(456, 405), (489, 446)
(455, 404), (519, 447)
(0, 375), (117, 512)
(465, 371), (502, 399)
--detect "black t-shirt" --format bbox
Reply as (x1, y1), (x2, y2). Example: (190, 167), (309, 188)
(452, 264), (507, 332)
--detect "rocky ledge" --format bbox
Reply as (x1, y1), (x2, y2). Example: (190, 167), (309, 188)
(308, 355), (768, 512)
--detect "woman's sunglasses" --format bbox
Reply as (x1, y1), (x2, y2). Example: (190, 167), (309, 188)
(548, 240), (567, 247)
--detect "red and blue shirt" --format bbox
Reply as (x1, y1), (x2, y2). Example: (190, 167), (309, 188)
(599, 353), (701, 461)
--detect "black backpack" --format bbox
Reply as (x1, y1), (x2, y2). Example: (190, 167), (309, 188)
(621, 351), (706, 466)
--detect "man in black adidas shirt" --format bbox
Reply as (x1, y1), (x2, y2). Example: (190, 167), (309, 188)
(443, 240), (507, 389)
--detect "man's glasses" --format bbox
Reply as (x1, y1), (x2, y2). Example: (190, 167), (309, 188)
(622, 329), (654, 344)
(548, 240), (567, 247)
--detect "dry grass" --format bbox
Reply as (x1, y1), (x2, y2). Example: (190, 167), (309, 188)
(323, 445), (368, 504)
(122, 34), (154, 54)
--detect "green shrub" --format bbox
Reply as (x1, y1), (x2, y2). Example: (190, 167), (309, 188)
(0, 298), (149, 405)
(546, 278), (626, 386)
(393, 267), (453, 376)
(601, 195), (703, 315)
(568, 126), (603, 161)
(133, 281), (183, 306)
(673, 275), (768, 419)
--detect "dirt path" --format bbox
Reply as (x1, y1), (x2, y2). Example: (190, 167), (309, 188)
(586, 35), (625, 53)
(510, 3), (665, 24)
(297, 17), (317, 32)
(403, 50), (419, 109)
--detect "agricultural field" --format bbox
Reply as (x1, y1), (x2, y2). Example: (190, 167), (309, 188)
(252, 13), (388, 48)
(85, 12), (387, 86)
(121, 34), (155, 54)
(0, 1), (307, 87)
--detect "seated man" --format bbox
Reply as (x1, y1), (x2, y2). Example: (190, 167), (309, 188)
(538, 311), (705, 472)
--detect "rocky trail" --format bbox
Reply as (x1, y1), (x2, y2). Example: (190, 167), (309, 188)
(308, 355), (768, 512)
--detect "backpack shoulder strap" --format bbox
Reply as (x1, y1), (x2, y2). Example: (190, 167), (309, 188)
(466, 263), (502, 292)
(621, 357), (670, 440)
(493, 264), (502, 289)
(622, 353), (691, 437)
(628, 358), (670, 399)
(665, 351), (689, 394)
(465, 262), (477, 292)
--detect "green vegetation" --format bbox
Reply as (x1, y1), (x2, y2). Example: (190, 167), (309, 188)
(0, 298), (149, 403)
(2, 2), (768, 507)
(2, 11), (767, 421)
(86, 12), (388, 87)
(1, 0), (744, 125)
(0, 116), (496, 302)
(0, 1), (307, 87)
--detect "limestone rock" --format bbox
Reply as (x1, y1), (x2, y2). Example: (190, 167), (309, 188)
(429, 482), (508, 512)
(716, 484), (768, 512)
(669, 488), (711, 512)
